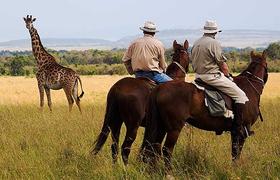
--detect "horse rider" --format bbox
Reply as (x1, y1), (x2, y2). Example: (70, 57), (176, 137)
(190, 20), (250, 149)
(122, 21), (172, 84)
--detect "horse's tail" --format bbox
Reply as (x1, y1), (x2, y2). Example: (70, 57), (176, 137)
(91, 90), (116, 155)
(77, 76), (84, 100)
(143, 88), (160, 154)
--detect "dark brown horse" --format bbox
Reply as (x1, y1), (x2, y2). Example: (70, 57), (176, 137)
(91, 40), (189, 165)
(143, 51), (268, 171)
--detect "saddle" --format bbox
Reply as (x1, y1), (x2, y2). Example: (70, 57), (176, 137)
(195, 78), (233, 115)
(137, 77), (157, 90)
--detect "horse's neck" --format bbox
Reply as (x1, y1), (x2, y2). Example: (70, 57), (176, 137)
(234, 75), (264, 99)
(166, 62), (186, 81)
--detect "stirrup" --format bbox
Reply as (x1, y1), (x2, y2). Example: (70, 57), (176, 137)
(243, 126), (254, 137)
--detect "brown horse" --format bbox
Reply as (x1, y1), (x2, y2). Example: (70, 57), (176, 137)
(143, 51), (268, 171)
(91, 40), (189, 165)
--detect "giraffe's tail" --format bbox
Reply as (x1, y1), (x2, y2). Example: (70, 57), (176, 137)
(77, 76), (84, 100)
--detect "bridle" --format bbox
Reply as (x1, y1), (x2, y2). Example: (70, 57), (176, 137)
(243, 61), (268, 95)
(242, 60), (268, 122)
(171, 48), (189, 74)
(172, 61), (187, 74)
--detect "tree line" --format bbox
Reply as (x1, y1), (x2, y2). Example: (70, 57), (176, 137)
(0, 42), (280, 76)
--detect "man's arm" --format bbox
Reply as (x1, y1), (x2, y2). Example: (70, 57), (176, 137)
(158, 46), (167, 72)
(122, 45), (134, 75)
(218, 61), (230, 77)
(212, 41), (229, 76)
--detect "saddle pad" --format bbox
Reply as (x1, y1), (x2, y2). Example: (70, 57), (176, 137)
(192, 81), (234, 119)
(204, 89), (226, 117)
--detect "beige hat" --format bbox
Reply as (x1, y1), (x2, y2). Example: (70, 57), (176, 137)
(203, 20), (222, 33)
(140, 21), (159, 33)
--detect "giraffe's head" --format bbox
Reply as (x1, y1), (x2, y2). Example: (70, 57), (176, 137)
(23, 15), (36, 30)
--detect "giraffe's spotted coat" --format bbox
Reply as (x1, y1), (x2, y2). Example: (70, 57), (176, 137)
(24, 15), (84, 112)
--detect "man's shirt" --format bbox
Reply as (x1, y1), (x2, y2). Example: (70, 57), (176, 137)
(191, 34), (226, 74)
(122, 34), (167, 73)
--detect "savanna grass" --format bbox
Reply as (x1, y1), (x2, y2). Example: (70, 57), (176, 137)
(0, 75), (279, 179)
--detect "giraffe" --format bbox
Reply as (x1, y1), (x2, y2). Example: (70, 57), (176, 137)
(23, 15), (84, 112)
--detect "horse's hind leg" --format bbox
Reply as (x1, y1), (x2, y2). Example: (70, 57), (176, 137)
(150, 128), (166, 165)
(110, 121), (122, 163)
(121, 127), (139, 166)
(162, 129), (182, 172)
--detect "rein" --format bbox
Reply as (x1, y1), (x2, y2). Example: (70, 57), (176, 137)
(244, 71), (265, 84)
(244, 71), (263, 96)
(242, 61), (267, 122)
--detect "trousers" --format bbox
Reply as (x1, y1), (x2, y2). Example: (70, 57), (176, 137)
(195, 72), (249, 104)
(135, 71), (172, 84)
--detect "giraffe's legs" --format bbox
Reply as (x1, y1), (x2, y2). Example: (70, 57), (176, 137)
(44, 87), (52, 111)
(38, 84), (44, 111)
(72, 81), (82, 113)
(64, 87), (74, 112)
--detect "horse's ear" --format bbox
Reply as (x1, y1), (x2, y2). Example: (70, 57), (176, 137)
(173, 40), (177, 49)
(262, 50), (267, 59)
(183, 40), (189, 50)
(250, 51), (255, 58)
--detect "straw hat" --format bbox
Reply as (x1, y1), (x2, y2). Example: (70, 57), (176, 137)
(203, 20), (222, 33)
(140, 21), (159, 33)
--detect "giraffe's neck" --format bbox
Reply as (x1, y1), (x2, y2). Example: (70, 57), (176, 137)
(29, 26), (55, 68)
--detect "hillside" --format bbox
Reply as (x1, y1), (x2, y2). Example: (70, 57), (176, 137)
(0, 29), (280, 51)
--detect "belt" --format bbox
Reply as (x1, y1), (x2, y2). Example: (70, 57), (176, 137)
(136, 70), (159, 75)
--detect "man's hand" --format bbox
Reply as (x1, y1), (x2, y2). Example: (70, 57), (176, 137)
(227, 73), (234, 81)
(124, 60), (134, 75)
(219, 62), (230, 77)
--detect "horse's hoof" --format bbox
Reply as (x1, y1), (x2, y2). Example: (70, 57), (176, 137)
(166, 174), (175, 180)
(249, 130), (255, 136)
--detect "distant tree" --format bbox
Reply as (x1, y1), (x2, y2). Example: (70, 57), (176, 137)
(165, 48), (173, 63)
(266, 42), (280, 60)
(10, 56), (24, 76)
(0, 63), (6, 75)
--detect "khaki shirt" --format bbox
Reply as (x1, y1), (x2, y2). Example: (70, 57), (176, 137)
(122, 34), (167, 73)
(191, 34), (226, 74)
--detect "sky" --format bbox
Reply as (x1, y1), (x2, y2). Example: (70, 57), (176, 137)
(1, 0), (279, 42)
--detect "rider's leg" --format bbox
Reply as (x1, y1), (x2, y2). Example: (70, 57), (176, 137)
(135, 71), (154, 79)
(231, 102), (246, 160)
(196, 72), (252, 136)
(195, 72), (249, 104)
(152, 72), (173, 84)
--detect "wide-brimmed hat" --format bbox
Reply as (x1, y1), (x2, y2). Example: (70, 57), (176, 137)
(202, 20), (222, 34)
(140, 21), (159, 33)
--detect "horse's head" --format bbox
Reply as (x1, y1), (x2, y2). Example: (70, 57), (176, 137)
(247, 50), (268, 84)
(172, 40), (190, 73)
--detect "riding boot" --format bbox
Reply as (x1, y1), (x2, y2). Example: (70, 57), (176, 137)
(231, 103), (245, 160)
(232, 103), (246, 137)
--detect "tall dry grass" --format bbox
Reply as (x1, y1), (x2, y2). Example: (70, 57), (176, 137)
(0, 74), (279, 179)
